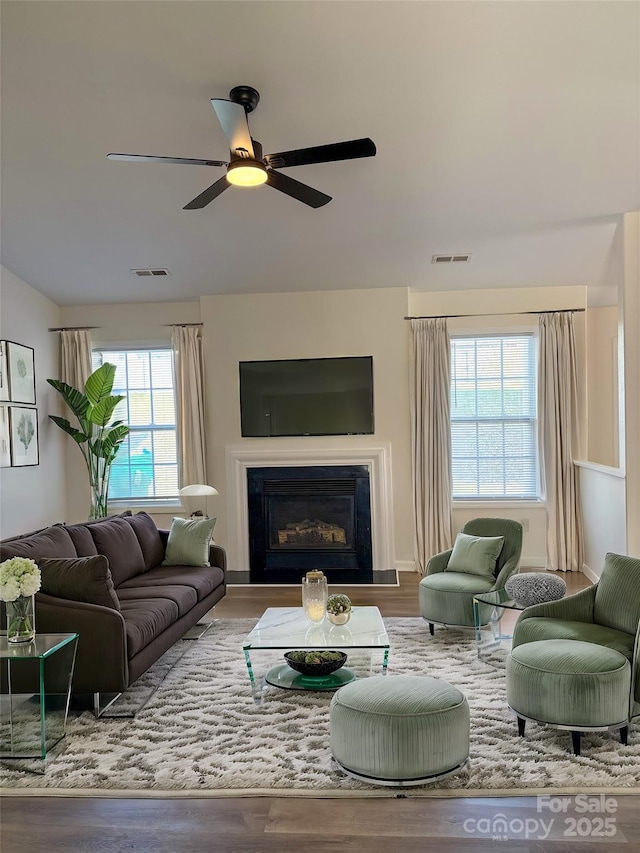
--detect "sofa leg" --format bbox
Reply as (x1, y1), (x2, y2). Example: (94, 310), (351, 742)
(517, 716), (526, 737)
(429, 623), (434, 636)
(571, 731), (581, 756)
(620, 725), (629, 746)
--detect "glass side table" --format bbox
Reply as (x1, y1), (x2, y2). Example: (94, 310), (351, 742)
(473, 590), (526, 669)
(1, 632), (78, 765)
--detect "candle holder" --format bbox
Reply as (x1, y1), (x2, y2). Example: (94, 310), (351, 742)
(302, 570), (328, 623)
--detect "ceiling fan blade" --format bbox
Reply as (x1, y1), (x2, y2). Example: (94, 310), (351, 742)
(210, 99), (255, 159)
(183, 176), (230, 209)
(265, 138), (376, 169)
(108, 153), (226, 167)
(266, 170), (331, 208)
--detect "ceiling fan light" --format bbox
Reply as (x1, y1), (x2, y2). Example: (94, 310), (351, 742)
(226, 160), (268, 187)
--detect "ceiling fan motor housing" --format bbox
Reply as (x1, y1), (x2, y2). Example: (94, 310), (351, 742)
(229, 85), (260, 113)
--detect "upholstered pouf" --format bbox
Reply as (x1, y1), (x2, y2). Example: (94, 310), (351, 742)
(330, 674), (469, 786)
(505, 572), (566, 607)
(506, 639), (631, 755)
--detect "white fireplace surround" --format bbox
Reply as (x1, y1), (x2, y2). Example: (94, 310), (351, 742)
(225, 444), (396, 575)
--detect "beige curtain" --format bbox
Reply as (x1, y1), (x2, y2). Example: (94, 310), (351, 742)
(538, 312), (584, 572)
(172, 325), (207, 487)
(60, 329), (92, 389)
(409, 318), (453, 576)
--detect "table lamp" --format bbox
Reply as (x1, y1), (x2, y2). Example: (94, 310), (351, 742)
(179, 484), (219, 518)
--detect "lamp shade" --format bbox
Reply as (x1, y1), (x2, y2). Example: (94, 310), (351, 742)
(179, 484), (219, 517)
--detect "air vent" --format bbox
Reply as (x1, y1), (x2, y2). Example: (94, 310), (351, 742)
(131, 268), (172, 277)
(431, 254), (472, 264)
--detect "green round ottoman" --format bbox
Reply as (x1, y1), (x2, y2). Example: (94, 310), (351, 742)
(506, 639), (631, 755)
(329, 674), (470, 786)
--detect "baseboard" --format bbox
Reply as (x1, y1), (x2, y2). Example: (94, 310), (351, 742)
(395, 560), (417, 573)
(582, 563), (601, 583)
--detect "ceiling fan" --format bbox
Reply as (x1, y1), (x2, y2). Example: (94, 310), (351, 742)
(108, 85), (376, 209)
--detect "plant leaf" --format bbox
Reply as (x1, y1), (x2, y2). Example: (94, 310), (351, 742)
(90, 424), (129, 459)
(48, 415), (89, 444)
(85, 363), (117, 406)
(47, 379), (90, 422)
(89, 395), (125, 427)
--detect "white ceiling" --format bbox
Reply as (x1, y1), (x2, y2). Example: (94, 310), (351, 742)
(2, 1), (638, 307)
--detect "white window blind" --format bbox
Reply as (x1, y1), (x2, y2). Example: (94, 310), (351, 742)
(450, 334), (538, 499)
(92, 348), (178, 500)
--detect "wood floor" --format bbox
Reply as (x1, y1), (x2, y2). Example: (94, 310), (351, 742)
(3, 570), (639, 853)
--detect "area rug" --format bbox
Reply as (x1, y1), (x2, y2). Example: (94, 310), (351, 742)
(1, 618), (638, 795)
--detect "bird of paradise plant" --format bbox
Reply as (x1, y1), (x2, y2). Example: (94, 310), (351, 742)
(48, 363), (130, 519)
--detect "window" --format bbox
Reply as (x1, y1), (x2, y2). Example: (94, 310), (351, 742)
(92, 348), (178, 501)
(450, 334), (538, 500)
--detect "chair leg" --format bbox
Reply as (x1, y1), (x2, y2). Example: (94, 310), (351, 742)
(517, 716), (526, 737)
(620, 725), (629, 745)
(571, 731), (581, 756)
(428, 623), (434, 636)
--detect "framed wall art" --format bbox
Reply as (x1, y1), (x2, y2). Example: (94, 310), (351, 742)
(9, 406), (39, 467)
(0, 404), (11, 467)
(0, 342), (9, 402)
(7, 341), (36, 405)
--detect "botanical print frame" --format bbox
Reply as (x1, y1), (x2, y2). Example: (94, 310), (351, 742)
(7, 341), (36, 405)
(0, 405), (11, 467)
(0, 341), (9, 402)
(9, 406), (39, 467)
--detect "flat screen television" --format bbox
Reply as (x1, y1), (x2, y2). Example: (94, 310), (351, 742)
(240, 356), (374, 437)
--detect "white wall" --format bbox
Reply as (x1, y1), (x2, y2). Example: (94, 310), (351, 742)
(59, 299), (200, 522)
(0, 266), (67, 538)
(586, 306), (619, 467)
(200, 288), (414, 568)
(577, 462), (626, 580)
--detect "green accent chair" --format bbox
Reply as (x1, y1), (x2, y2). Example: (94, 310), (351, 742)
(418, 518), (524, 635)
(507, 552), (640, 754)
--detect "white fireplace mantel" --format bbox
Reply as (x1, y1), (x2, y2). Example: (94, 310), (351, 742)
(224, 444), (396, 575)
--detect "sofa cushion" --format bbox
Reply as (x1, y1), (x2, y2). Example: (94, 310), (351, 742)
(162, 516), (216, 568)
(117, 585), (198, 617)
(88, 518), (145, 586)
(594, 552), (640, 637)
(64, 524), (100, 556)
(445, 533), (504, 578)
(124, 512), (165, 572)
(0, 525), (77, 563)
(117, 564), (223, 602)
(422, 571), (495, 595)
(119, 597), (180, 657)
(37, 555), (120, 611)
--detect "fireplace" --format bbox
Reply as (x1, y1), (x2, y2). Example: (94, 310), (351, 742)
(247, 465), (373, 584)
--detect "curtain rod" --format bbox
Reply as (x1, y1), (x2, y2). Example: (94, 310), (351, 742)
(404, 308), (586, 320)
(163, 322), (203, 327)
(48, 326), (100, 331)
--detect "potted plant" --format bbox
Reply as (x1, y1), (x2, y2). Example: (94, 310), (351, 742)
(48, 363), (130, 519)
(326, 593), (352, 625)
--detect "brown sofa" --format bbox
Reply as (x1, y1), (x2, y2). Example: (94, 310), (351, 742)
(0, 512), (226, 698)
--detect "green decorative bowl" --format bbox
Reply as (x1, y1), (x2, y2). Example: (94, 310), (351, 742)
(284, 650), (347, 677)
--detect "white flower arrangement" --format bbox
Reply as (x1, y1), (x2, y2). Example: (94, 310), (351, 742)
(0, 557), (42, 602)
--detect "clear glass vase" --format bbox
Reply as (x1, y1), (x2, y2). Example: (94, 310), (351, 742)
(302, 571), (328, 623)
(6, 595), (36, 643)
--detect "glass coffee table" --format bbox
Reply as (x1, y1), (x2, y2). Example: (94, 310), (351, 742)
(242, 606), (390, 704)
(473, 589), (526, 668)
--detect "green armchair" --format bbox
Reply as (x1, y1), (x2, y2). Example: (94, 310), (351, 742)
(508, 552), (640, 750)
(418, 518), (523, 635)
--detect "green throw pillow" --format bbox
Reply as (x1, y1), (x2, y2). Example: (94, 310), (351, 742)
(445, 532), (504, 578)
(162, 516), (216, 567)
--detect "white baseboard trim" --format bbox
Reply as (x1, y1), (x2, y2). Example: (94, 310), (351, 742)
(582, 563), (601, 583)
(395, 560), (417, 573)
